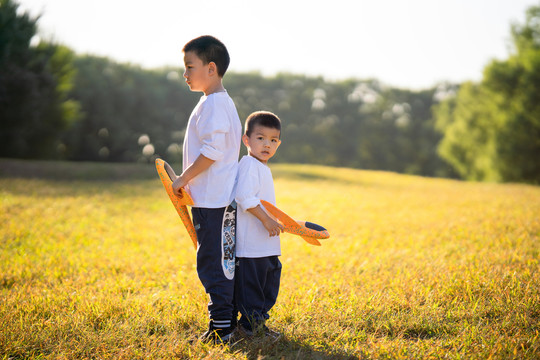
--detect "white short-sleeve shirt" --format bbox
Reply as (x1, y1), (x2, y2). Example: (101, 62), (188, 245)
(235, 155), (281, 258)
(183, 91), (242, 208)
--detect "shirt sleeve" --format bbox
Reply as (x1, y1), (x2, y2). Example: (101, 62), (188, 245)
(197, 98), (230, 161)
(235, 159), (261, 212)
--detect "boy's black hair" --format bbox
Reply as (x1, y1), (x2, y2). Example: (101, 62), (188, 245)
(245, 111), (281, 138)
(183, 35), (230, 77)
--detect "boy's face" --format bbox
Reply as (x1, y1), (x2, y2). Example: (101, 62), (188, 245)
(242, 125), (281, 164)
(183, 51), (212, 93)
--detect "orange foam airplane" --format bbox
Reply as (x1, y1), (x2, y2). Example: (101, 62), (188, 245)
(155, 158), (197, 249)
(260, 200), (330, 246)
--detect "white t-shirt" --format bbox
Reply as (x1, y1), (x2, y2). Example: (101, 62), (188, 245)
(235, 155), (281, 258)
(183, 91), (242, 208)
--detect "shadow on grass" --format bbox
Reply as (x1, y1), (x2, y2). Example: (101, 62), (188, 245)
(0, 159), (342, 183)
(0, 158), (157, 181)
(1, 158), (404, 189)
(229, 334), (358, 360)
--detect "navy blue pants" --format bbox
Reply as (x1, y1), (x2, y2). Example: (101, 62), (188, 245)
(192, 203), (236, 327)
(234, 256), (282, 331)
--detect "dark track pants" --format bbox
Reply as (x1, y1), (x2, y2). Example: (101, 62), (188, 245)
(192, 202), (236, 327)
(234, 256), (281, 331)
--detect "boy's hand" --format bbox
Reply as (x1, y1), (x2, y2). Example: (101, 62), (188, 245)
(171, 175), (188, 197)
(171, 155), (215, 197)
(262, 218), (284, 238)
(247, 204), (285, 237)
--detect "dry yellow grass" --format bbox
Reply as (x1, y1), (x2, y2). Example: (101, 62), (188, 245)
(0, 160), (539, 359)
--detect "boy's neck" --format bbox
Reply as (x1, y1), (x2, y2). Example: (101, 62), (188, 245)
(249, 153), (269, 165)
(204, 81), (226, 96)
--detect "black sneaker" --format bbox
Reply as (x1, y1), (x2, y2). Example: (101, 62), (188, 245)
(263, 326), (281, 340)
(239, 323), (281, 339)
(199, 320), (236, 345)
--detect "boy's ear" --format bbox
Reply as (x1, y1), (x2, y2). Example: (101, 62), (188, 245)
(242, 134), (249, 147)
(208, 61), (217, 75)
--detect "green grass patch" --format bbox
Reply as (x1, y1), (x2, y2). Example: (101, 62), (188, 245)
(1, 159), (539, 359)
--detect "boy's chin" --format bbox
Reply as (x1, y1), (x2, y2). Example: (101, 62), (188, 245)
(251, 155), (268, 163)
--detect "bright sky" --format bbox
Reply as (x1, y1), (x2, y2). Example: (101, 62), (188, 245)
(17, 0), (538, 90)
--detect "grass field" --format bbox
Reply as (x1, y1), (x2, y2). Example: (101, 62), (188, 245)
(1, 159), (539, 359)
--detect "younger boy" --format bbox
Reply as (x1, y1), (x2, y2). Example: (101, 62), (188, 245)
(171, 35), (242, 344)
(234, 111), (284, 337)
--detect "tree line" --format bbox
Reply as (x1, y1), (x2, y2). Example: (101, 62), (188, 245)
(1, 0), (539, 183)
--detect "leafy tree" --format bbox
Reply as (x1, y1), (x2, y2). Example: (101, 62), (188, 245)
(435, 82), (500, 181)
(0, 0), (79, 158)
(436, 4), (540, 183)
(483, 5), (540, 182)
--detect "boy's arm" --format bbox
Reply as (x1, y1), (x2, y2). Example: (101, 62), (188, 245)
(247, 204), (284, 238)
(171, 154), (215, 196)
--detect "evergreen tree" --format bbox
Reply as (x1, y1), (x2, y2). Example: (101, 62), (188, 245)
(0, 0), (79, 158)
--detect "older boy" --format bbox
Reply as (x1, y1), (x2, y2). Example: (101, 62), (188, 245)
(235, 111), (284, 337)
(172, 35), (242, 344)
